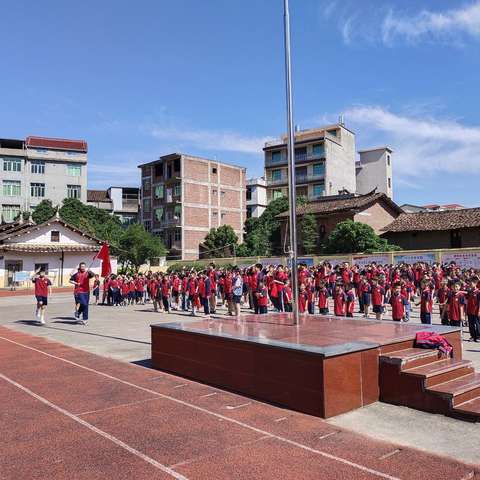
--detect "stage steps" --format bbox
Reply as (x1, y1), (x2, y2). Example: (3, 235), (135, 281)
(379, 348), (480, 421)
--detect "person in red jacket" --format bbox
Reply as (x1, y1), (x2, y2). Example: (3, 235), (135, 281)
(187, 272), (199, 316)
(317, 281), (329, 315)
(282, 280), (293, 312)
(389, 283), (407, 322)
(466, 279), (480, 342)
(437, 280), (449, 325)
(31, 269), (52, 325)
(345, 284), (355, 318)
(447, 283), (465, 327)
(332, 283), (346, 317)
(371, 279), (385, 321)
(298, 283), (308, 314)
(256, 281), (269, 314)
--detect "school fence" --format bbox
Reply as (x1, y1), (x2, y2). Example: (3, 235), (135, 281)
(164, 247), (480, 271)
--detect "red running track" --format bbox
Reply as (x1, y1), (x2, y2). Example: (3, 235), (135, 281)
(0, 326), (478, 480)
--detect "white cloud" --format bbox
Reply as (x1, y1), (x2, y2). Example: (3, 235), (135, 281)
(382, 2), (480, 44)
(151, 127), (272, 155)
(344, 105), (480, 176)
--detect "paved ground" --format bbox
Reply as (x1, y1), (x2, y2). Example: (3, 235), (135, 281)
(1, 292), (479, 473)
(1, 326), (478, 479)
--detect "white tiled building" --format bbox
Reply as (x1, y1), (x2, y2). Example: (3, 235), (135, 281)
(0, 215), (116, 288)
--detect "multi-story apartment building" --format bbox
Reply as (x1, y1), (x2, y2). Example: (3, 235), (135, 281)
(87, 186), (140, 224)
(246, 177), (267, 218)
(0, 136), (87, 222)
(139, 153), (246, 260)
(356, 147), (393, 199)
(263, 123), (356, 203)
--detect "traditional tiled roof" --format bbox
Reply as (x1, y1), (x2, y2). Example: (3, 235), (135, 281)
(0, 216), (103, 244)
(381, 208), (480, 233)
(87, 189), (111, 203)
(277, 190), (403, 218)
(26, 136), (88, 152)
(0, 244), (99, 253)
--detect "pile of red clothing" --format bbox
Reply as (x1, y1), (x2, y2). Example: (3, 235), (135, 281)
(415, 331), (453, 357)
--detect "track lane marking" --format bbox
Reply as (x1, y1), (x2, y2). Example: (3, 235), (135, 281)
(0, 334), (401, 480)
(0, 373), (188, 480)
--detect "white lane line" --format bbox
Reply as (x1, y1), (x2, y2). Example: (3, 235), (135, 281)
(199, 392), (218, 398)
(274, 416), (288, 422)
(173, 384), (188, 389)
(0, 335), (401, 480)
(0, 373), (188, 480)
(318, 431), (339, 440)
(379, 449), (401, 461)
(225, 402), (251, 410)
(77, 397), (161, 417)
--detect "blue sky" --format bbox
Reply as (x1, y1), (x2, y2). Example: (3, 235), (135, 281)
(1, 0), (480, 206)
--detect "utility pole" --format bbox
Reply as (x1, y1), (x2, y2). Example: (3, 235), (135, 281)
(283, 0), (299, 325)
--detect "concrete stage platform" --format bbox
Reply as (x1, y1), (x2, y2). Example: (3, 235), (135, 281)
(151, 315), (462, 418)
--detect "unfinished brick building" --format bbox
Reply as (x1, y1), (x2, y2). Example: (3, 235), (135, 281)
(139, 153), (246, 260)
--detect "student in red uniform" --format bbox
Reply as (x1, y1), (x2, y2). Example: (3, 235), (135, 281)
(317, 281), (329, 315)
(371, 279), (385, 321)
(171, 274), (181, 311)
(332, 283), (346, 317)
(447, 283), (465, 327)
(256, 281), (269, 314)
(345, 283), (355, 318)
(389, 283), (407, 322)
(161, 276), (171, 313)
(135, 274), (145, 305)
(31, 269), (52, 325)
(187, 272), (199, 316)
(298, 283), (308, 314)
(466, 280), (480, 342)
(416, 281), (433, 324)
(69, 262), (94, 325)
(92, 274), (100, 305)
(437, 280), (449, 325)
(283, 279), (293, 312)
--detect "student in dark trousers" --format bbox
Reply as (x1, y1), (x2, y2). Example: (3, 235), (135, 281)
(69, 262), (94, 325)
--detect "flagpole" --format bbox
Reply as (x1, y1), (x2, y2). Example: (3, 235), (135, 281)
(283, 0), (299, 325)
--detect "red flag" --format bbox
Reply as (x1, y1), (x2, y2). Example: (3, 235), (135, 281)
(95, 243), (112, 277)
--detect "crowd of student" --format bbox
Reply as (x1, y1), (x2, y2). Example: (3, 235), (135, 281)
(30, 259), (480, 342)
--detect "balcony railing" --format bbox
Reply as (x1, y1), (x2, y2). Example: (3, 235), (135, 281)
(267, 172), (325, 186)
(265, 151), (325, 167)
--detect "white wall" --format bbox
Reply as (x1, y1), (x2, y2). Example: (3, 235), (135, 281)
(356, 149), (393, 198)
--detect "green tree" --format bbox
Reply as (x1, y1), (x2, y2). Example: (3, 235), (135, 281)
(59, 198), (124, 252)
(118, 223), (167, 271)
(323, 220), (400, 254)
(301, 213), (319, 254)
(201, 225), (239, 258)
(32, 200), (57, 224)
(239, 196), (290, 256)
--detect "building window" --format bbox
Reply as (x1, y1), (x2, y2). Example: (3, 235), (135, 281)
(2, 204), (20, 222)
(271, 151), (282, 163)
(142, 178), (151, 193)
(327, 129), (337, 137)
(34, 263), (49, 274)
(388, 178), (392, 188)
(246, 206), (252, 218)
(67, 164), (81, 176)
(31, 160), (45, 174)
(144, 220), (151, 232)
(212, 211), (218, 216)
(31, 183), (45, 198)
(154, 207), (164, 221)
(143, 198), (151, 213)
(51, 231), (60, 242)
(313, 163), (325, 177)
(271, 169), (282, 181)
(3, 180), (21, 196)
(67, 185), (81, 199)
(212, 167), (217, 174)
(154, 164), (163, 177)
(154, 184), (164, 199)
(294, 147), (307, 162)
(246, 187), (252, 201)
(173, 183), (181, 197)
(174, 205), (181, 219)
(312, 183), (324, 198)
(174, 230), (181, 241)
(2, 157), (21, 172)
(272, 189), (283, 200)
(387, 154), (391, 166)
(312, 144), (324, 157)
(174, 159), (181, 172)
